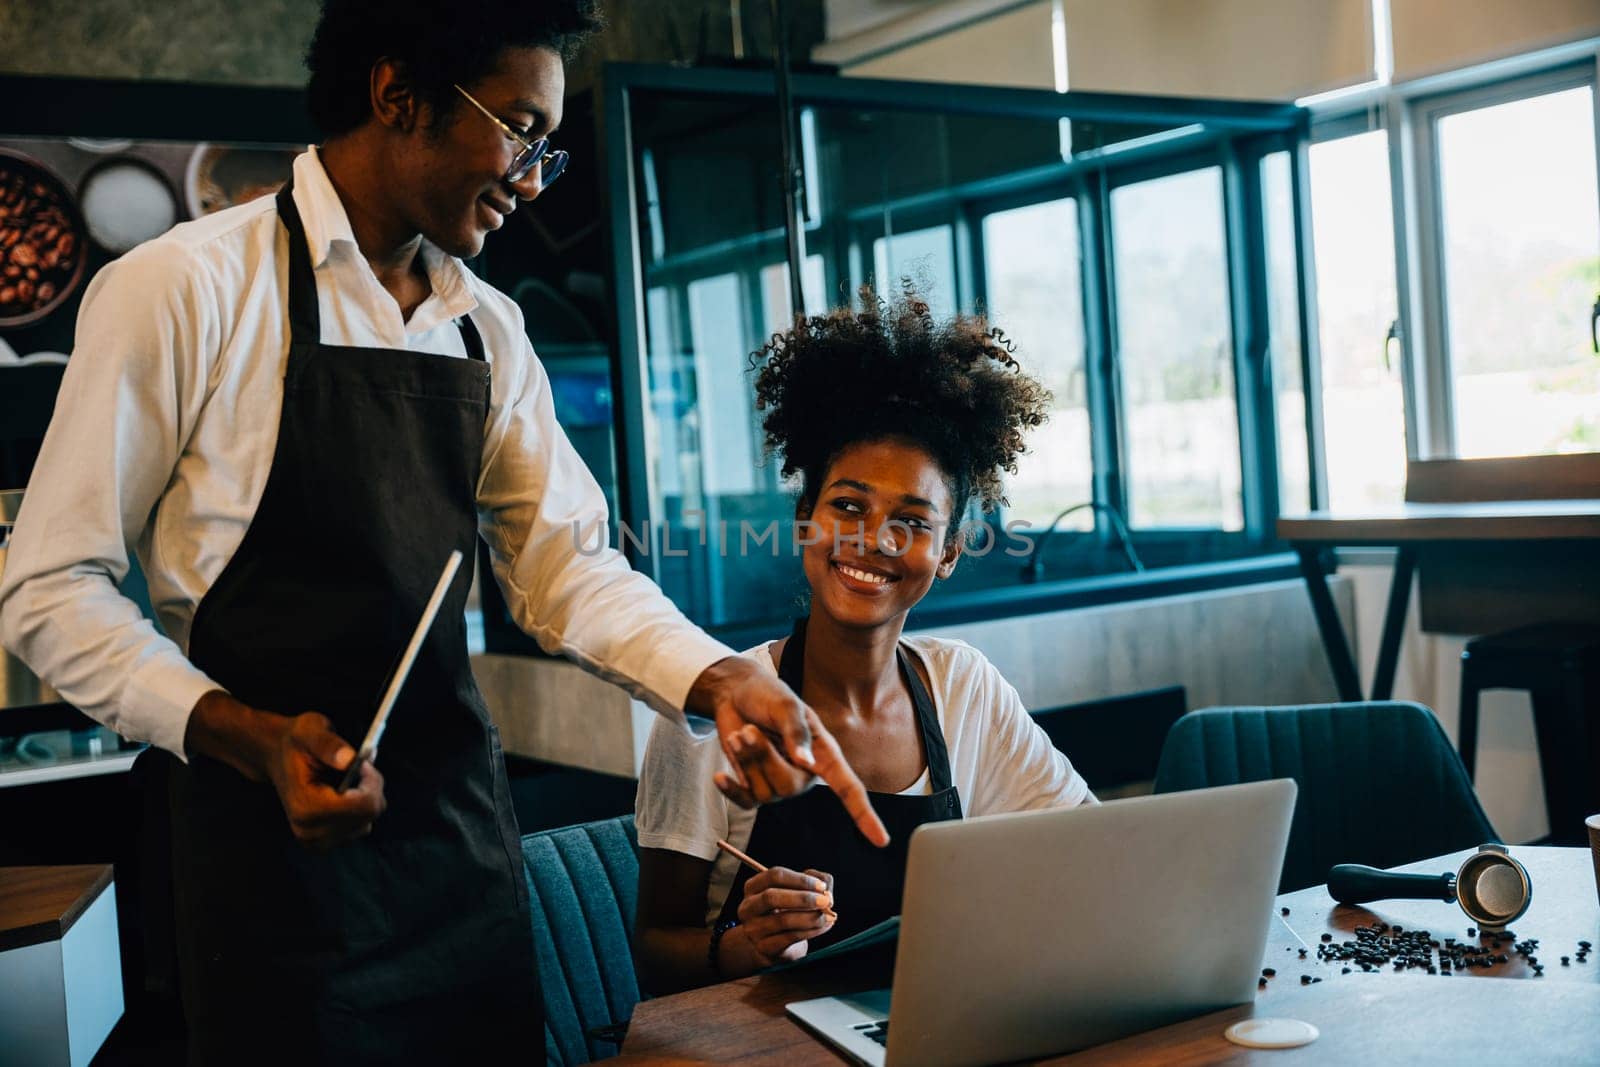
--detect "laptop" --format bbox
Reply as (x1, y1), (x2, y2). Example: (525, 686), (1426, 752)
(786, 778), (1297, 1067)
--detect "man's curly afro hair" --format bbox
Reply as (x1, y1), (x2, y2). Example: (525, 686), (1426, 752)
(305, 0), (603, 138)
(751, 283), (1051, 528)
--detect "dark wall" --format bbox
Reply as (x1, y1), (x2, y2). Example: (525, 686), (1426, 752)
(0, 1), (826, 91)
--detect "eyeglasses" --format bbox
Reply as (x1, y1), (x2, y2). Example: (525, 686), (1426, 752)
(452, 84), (569, 188)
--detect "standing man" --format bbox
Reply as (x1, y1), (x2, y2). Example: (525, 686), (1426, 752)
(0, 1), (884, 1062)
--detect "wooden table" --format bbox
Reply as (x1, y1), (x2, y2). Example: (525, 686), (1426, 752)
(1276, 500), (1600, 703)
(612, 846), (1600, 1064)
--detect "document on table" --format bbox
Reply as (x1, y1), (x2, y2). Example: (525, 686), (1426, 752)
(771, 917), (901, 971)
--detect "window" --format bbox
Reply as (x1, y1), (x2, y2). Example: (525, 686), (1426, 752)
(1261, 151), (1310, 517)
(1432, 84), (1600, 459)
(686, 274), (759, 496)
(872, 224), (957, 318)
(758, 256), (827, 335)
(1307, 129), (1406, 510)
(1110, 167), (1242, 530)
(981, 198), (1093, 530)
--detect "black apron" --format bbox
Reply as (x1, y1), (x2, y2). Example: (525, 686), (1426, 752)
(166, 180), (538, 1065)
(717, 616), (962, 949)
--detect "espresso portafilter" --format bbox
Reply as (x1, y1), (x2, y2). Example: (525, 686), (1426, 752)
(1328, 844), (1532, 931)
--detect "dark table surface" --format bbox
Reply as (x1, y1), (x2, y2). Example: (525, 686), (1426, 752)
(612, 846), (1600, 1065)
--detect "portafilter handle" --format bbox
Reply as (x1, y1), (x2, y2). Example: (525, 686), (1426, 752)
(1328, 864), (1456, 905)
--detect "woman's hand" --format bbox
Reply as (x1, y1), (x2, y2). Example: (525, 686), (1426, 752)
(733, 866), (837, 966)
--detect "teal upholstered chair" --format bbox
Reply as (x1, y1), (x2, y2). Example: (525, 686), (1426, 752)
(1152, 702), (1498, 893)
(522, 815), (642, 1066)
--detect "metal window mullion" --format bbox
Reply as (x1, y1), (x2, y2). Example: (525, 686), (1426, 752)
(954, 203), (979, 313)
(603, 79), (661, 581)
(669, 282), (713, 622)
(1222, 139), (1278, 545)
(1288, 121), (1330, 512)
(1389, 92), (1450, 460)
(1079, 172), (1124, 545)
(1591, 48), (1600, 323)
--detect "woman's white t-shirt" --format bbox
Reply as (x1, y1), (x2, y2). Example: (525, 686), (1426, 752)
(634, 635), (1098, 924)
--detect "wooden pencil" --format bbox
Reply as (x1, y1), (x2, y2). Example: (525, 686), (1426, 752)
(715, 838), (837, 922)
(716, 837), (767, 873)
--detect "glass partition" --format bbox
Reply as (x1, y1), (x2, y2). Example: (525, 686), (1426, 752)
(608, 67), (1312, 634)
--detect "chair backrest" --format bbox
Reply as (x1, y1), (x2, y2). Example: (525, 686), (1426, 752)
(522, 814), (642, 1066)
(1152, 703), (1497, 892)
(1405, 453), (1600, 503)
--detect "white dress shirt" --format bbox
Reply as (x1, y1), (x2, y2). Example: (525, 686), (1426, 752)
(0, 149), (734, 758)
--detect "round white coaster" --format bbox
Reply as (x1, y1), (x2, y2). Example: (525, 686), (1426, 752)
(1224, 1018), (1320, 1049)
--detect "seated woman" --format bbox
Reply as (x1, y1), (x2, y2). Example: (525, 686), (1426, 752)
(633, 286), (1097, 993)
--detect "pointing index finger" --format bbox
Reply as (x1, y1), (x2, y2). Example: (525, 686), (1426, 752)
(804, 712), (889, 847)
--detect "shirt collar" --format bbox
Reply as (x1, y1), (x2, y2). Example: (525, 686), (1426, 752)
(290, 147), (356, 270)
(289, 148), (479, 328)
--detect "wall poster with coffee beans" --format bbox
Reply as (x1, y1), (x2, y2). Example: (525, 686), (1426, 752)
(0, 136), (303, 364)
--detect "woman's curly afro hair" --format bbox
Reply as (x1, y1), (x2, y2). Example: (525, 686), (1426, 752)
(752, 283), (1051, 525)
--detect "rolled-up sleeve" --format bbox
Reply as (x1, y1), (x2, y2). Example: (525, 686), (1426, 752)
(476, 323), (734, 722)
(0, 241), (223, 758)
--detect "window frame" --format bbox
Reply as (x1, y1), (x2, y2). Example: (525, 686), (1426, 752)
(1307, 51), (1600, 468)
(1408, 61), (1600, 459)
(1303, 115), (1411, 510)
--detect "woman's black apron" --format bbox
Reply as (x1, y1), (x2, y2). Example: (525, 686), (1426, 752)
(717, 616), (962, 949)
(166, 179), (538, 1064)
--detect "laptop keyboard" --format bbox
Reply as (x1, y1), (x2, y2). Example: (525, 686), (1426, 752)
(853, 1020), (889, 1047)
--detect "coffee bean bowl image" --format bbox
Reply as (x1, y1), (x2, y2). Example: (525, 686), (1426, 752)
(0, 148), (89, 328)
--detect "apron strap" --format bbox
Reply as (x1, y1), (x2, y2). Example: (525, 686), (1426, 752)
(898, 645), (954, 794)
(276, 176), (488, 362)
(777, 615), (808, 693)
(458, 314), (487, 362)
(275, 179), (321, 347)
(780, 616), (955, 793)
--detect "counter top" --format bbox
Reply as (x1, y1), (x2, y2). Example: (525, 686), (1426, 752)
(0, 726), (141, 789)
(0, 863), (114, 952)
